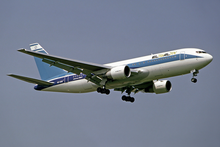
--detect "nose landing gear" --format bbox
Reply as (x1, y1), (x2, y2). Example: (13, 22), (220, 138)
(191, 78), (197, 83)
(191, 69), (199, 83)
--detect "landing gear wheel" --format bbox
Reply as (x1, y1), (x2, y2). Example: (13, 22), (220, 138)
(130, 97), (135, 103)
(121, 86), (136, 103)
(101, 88), (106, 94)
(97, 87), (102, 93)
(121, 95), (135, 103)
(191, 69), (199, 83)
(191, 78), (197, 83)
(122, 95), (127, 101)
(105, 89), (110, 95)
(97, 87), (110, 95)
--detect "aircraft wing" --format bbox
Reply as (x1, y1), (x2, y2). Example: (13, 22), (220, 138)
(18, 49), (110, 71)
(8, 74), (54, 86)
(17, 49), (139, 86)
(18, 49), (112, 86)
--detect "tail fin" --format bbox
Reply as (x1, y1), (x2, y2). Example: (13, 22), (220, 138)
(30, 43), (67, 80)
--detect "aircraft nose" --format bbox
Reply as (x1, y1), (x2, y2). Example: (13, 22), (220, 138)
(206, 53), (213, 64)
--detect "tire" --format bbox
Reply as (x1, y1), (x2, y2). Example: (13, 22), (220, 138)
(105, 89), (110, 95)
(130, 97), (135, 103)
(122, 95), (127, 101)
(191, 78), (197, 83)
(97, 87), (102, 93)
(101, 88), (106, 94)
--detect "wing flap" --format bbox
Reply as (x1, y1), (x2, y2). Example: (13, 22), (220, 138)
(8, 74), (54, 86)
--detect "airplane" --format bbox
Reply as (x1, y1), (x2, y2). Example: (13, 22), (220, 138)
(8, 43), (213, 103)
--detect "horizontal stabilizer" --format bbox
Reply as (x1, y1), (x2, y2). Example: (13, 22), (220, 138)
(8, 74), (54, 86)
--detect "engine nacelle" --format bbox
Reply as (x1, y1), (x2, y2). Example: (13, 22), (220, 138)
(144, 80), (172, 94)
(106, 65), (131, 80)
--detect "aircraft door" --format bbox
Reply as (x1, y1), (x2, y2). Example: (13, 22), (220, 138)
(179, 51), (185, 60)
(65, 76), (69, 83)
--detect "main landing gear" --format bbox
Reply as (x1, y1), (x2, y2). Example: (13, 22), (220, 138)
(191, 69), (199, 83)
(122, 95), (135, 103)
(97, 86), (135, 103)
(97, 87), (110, 95)
(121, 87), (135, 103)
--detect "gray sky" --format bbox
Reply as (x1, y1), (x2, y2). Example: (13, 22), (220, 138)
(1, 0), (220, 147)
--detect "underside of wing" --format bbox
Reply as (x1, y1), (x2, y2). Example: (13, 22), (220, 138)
(114, 81), (154, 94)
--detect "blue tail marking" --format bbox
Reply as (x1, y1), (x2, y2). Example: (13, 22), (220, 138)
(30, 43), (67, 81)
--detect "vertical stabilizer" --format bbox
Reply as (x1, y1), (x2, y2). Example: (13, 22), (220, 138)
(30, 43), (67, 80)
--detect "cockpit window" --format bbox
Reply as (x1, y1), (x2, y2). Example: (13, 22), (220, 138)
(196, 51), (207, 53)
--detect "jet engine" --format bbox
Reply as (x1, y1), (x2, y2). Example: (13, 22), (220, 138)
(144, 80), (172, 94)
(106, 65), (131, 80)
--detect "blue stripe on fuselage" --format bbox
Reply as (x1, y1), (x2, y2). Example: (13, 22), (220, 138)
(34, 73), (87, 90)
(49, 73), (86, 84)
(128, 54), (199, 69)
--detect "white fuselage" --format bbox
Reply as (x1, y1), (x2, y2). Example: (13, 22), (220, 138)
(40, 48), (213, 93)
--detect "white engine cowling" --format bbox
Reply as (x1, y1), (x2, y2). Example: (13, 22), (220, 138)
(144, 80), (172, 94)
(106, 65), (131, 80)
